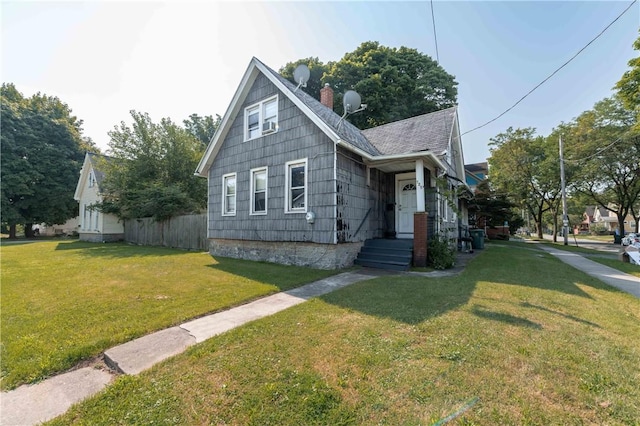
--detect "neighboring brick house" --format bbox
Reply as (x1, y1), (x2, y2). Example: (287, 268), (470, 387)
(195, 57), (469, 269)
(73, 152), (124, 242)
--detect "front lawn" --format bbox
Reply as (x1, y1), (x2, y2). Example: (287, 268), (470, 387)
(0, 241), (340, 390)
(48, 243), (640, 425)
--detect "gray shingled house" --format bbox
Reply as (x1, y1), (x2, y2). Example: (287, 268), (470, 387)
(195, 57), (470, 270)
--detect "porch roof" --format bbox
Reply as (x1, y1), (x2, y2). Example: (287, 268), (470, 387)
(364, 151), (446, 174)
(361, 107), (456, 156)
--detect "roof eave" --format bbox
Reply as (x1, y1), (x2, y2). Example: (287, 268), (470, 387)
(362, 150), (447, 172)
(73, 153), (91, 201)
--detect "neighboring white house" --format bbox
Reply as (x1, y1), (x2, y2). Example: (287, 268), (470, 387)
(587, 205), (636, 234)
(73, 152), (124, 242)
(34, 217), (79, 236)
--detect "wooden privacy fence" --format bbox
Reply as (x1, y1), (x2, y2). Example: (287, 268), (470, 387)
(124, 214), (208, 251)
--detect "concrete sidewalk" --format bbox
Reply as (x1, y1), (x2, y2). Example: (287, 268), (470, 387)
(0, 269), (389, 426)
(534, 243), (640, 298)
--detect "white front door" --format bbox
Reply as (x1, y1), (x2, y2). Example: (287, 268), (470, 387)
(396, 174), (417, 238)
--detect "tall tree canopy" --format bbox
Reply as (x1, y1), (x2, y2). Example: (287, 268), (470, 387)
(488, 127), (561, 239)
(97, 111), (208, 221)
(281, 42), (458, 129)
(564, 96), (640, 235)
(615, 32), (640, 130)
(183, 113), (221, 147)
(1, 83), (94, 238)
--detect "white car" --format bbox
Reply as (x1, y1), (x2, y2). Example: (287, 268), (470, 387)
(621, 233), (640, 246)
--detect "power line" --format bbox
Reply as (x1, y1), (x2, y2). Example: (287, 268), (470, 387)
(430, 0), (440, 64)
(461, 0), (638, 137)
(564, 136), (625, 164)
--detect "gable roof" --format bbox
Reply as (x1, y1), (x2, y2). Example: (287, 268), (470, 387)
(361, 107), (456, 156)
(196, 57), (456, 176)
(87, 152), (109, 185)
(73, 152), (111, 200)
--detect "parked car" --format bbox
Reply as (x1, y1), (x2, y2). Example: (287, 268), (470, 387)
(621, 233), (640, 246)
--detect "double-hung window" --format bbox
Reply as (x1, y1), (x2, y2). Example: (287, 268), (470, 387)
(250, 167), (268, 215)
(285, 159), (307, 213)
(222, 173), (236, 216)
(244, 96), (278, 141)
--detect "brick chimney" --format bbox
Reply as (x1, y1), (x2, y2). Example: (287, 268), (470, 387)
(320, 83), (333, 110)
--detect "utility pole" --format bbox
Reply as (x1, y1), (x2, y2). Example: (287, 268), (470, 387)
(560, 134), (568, 245)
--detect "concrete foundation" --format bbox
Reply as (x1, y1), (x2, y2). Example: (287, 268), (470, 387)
(79, 233), (124, 243)
(209, 239), (363, 269)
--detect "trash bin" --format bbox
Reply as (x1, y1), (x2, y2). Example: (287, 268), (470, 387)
(614, 234), (622, 245)
(470, 229), (485, 249)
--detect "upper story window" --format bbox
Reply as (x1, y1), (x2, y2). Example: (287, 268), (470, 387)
(88, 171), (95, 188)
(244, 96), (278, 141)
(250, 167), (268, 215)
(285, 159), (307, 213)
(222, 173), (236, 216)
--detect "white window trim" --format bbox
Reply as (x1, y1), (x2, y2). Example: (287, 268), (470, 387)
(285, 158), (308, 214)
(250, 167), (268, 216)
(222, 172), (237, 217)
(244, 95), (278, 141)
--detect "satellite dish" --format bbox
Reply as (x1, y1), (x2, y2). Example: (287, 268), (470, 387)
(343, 90), (362, 114)
(293, 64), (310, 90)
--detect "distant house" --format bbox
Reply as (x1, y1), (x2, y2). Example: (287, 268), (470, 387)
(195, 57), (470, 270)
(579, 205), (636, 234)
(465, 162), (488, 192)
(34, 217), (79, 237)
(73, 153), (124, 242)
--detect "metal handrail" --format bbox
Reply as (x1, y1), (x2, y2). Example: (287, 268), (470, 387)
(354, 207), (372, 238)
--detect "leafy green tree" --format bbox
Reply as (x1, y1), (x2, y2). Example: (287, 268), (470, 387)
(565, 96), (640, 236)
(183, 113), (221, 146)
(281, 42), (458, 129)
(469, 180), (523, 234)
(1, 83), (93, 238)
(615, 32), (639, 130)
(98, 111), (207, 221)
(488, 127), (561, 239)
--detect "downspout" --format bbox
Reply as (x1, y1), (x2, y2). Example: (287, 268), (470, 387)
(333, 141), (338, 244)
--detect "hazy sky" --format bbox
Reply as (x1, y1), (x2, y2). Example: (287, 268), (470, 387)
(2, 0), (638, 164)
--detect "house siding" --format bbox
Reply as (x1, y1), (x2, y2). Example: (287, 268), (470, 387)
(335, 147), (392, 242)
(207, 74), (347, 267)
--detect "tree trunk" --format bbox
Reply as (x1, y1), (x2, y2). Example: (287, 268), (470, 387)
(24, 223), (34, 238)
(618, 216), (626, 237)
(536, 219), (544, 239)
(9, 223), (17, 239)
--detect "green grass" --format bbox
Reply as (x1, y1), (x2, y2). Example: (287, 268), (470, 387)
(46, 243), (640, 425)
(0, 241), (340, 390)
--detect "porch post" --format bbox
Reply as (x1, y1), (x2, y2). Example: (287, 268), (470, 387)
(413, 212), (428, 267)
(415, 159), (425, 212)
(414, 159), (428, 267)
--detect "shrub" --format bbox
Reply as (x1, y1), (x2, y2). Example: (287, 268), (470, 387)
(427, 234), (456, 270)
